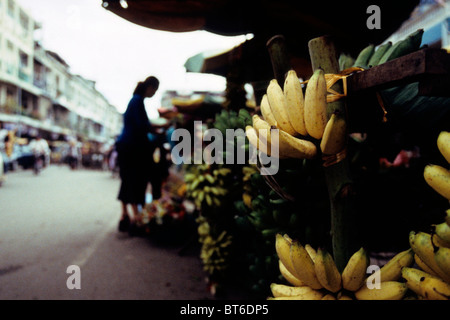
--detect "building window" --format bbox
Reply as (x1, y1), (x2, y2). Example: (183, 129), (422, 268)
(6, 40), (15, 75)
(19, 10), (29, 38)
(7, 0), (15, 18)
(19, 51), (28, 68)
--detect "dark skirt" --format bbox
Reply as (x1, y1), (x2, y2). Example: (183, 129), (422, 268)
(117, 142), (154, 206)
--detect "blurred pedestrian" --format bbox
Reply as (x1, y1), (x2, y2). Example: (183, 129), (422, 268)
(29, 135), (50, 174)
(116, 76), (160, 235)
(68, 139), (80, 170)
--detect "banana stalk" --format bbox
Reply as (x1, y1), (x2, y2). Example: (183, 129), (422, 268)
(308, 35), (357, 272)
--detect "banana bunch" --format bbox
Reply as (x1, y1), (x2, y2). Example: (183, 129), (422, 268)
(396, 131), (450, 300)
(269, 233), (415, 300)
(214, 108), (253, 162)
(351, 28), (424, 69)
(247, 68), (350, 160)
(241, 165), (259, 208)
(247, 70), (322, 159)
(424, 131), (450, 201)
(246, 253), (280, 295)
(402, 229), (450, 300)
(184, 164), (231, 209)
(214, 108), (252, 134)
(197, 216), (233, 277)
(246, 194), (303, 241)
(407, 230), (450, 293)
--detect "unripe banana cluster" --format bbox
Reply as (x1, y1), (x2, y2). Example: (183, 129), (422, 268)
(246, 253), (279, 295)
(214, 108), (252, 134)
(184, 164), (231, 209)
(246, 68), (347, 161)
(196, 216), (233, 276)
(345, 28), (424, 70)
(246, 195), (302, 241)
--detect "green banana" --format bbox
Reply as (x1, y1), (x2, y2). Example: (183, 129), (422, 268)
(339, 53), (355, 71)
(368, 41), (392, 66)
(378, 29), (424, 64)
(352, 44), (375, 69)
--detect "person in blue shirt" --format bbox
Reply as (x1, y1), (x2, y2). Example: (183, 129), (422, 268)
(116, 76), (159, 234)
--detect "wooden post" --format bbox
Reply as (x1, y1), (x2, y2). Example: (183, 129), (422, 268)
(308, 35), (357, 272)
(266, 35), (291, 89)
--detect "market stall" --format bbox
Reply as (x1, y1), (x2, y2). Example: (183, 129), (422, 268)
(100, 0), (450, 300)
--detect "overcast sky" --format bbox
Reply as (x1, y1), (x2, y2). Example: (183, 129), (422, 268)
(17, 0), (248, 117)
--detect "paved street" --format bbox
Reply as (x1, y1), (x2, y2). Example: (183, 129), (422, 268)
(0, 164), (211, 300)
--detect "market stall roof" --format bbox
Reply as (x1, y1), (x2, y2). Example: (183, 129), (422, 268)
(183, 39), (275, 82)
(101, 0), (420, 58)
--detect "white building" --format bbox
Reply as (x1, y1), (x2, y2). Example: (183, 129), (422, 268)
(0, 0), (122, 144)
(384, 0), (450, 50)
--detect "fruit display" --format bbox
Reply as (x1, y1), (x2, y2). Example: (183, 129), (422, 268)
(169, 27), (449, 300)
(267, 131), (450, 300)
(184, 164), (231, 209)
(268, 232), (447, 300)
(196, 215), (233, 277)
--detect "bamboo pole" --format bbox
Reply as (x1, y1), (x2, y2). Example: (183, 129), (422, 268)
(308, 35), (357, 272)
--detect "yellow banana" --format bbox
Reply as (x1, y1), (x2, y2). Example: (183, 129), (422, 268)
(354, 281), (408, 300)
(366, 248), (414, 284)
(284, 69), (307, 136)
(275, 234), (297, 277)
(320, 112), (347, 155)
(266, 79), (296, 136)
(321, 293), (337, 300)
(278, 259), (306, 287)
(252, 115), (312, 159)
(414, 254), (440, 276)
(314, 248), (342, 293)
(341, 247), (370, 291)
(437, 131), (450, 164)
(270, 283), (321, 298)
(305, 244), (317, 263)
(423, 164), (450, 200)
(402, 267), (449, 299)
(420, 276), (450, 300)
(434, 246), (450, 281)
(260, 94), (278, 127)
(276, 129), (317, 159)
(252, 114), (273, 144)
(245, 125), (273, 157)
(268, 288), (323, 300)
(446, 209), (450, 227)
(337, 293), (353, 300)
(433, 233), (450, 248)
(402, 267), (435, 297)
(290, 240), (323, 289)
(435, 222), (450, 245)
(304, 68), (328, 140)
(409, 231), (450, 283)
(253, 114), (317, 159)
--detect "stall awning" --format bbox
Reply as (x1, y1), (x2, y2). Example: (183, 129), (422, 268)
(101, 0), (420, 57)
